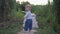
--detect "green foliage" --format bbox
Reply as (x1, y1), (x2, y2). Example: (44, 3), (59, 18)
(0, 22), (22, 34)
(31, 4), (58, 34)
(35, 26), (58, 34)
(0, 0), (23, 34)
(20, 1), (30, 11)
(0, 0), (58, 34)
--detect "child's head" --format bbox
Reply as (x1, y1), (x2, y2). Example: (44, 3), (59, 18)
(25, 3), (31, 11)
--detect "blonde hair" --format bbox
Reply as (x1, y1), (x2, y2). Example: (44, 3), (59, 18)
(25, 3), (31, 11)
(25, 4), (31, 8)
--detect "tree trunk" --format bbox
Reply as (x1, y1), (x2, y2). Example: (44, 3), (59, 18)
(53, 0), (60, 33)
(53, 0), (60, 24)
(0, 0), (5, 22)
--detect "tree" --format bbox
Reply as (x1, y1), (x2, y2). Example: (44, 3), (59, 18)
(20, 1), (30, 11)
(53, 0), (60, 33)
(0, 0), (16, 29)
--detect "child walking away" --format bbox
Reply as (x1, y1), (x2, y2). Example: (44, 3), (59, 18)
(24, 3), (32, 32)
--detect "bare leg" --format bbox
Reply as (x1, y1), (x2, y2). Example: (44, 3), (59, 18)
(29, 29), (32, 32)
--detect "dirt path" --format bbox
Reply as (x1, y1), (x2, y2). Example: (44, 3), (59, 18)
(18, 29), (37, 34)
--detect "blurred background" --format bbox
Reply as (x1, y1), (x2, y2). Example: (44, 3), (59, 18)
(0, 0), (60, 34)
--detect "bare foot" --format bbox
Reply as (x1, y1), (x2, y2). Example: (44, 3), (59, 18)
(29, 30), (31, 32)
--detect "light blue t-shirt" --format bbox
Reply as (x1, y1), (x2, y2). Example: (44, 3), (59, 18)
(24, 11), (32, 19)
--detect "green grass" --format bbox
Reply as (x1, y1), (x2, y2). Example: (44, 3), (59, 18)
(35, 26), (58, 34)
(0, 22), (22, 34)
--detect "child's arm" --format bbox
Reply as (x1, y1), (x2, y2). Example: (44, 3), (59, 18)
(24, 12), (29, 18)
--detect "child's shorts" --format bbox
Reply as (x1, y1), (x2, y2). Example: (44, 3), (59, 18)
(24, 19), (32, 31)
